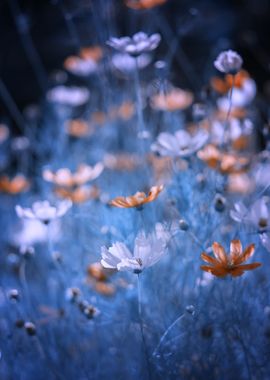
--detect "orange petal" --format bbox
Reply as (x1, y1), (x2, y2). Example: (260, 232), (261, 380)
(234, 243), (255, 265)
(212, 242), (228, 264)
(230, 239), (242, 263)
(201, 252), (219, 265)
(200, 265), (228, 277)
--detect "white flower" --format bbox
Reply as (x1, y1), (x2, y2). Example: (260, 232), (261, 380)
(211, 118), (253, 145)
(65, 58), (98, 77)
(151, 129), (208, 158)
(111, 53), (151, 73)
(47, 86), (90, 106)
(217, 77), (256, 110)
(107, 32), (161, 56)
(101, 226), (168, 273)
(230, 197), (270, 232)
(16, 200), (72, 224)
(214, 50), (243, 74)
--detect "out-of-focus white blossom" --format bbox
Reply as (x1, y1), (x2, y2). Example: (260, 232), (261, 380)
(214, 50), (243, 74)
(47, 86), (90, 106)
(217, 77), (256, 110)
(111, 53), (151, 73)
(107, 32), (161, 56)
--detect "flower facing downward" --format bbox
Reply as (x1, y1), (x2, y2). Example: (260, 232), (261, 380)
(109, 185), (164, 208)
(16, 200), (72, 224)
(107, 32), (161, 56)
(214, 50), (243, 74)
(151, 129), (208, 158)
(200, 240), (261, 277)
(101, 228), (167, 273)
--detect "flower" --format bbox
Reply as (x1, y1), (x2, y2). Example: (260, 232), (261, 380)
(103, 153), (141, 171)
(151, 129), (208, 158)
(214, 50), (243, 74)
(211, 70), (251, 94)
(200, 240), (261, 277)
(150, 88), (194, 111)
(0, 174), (30, 194)
(46, 86), (90, 106)
(125, 0), (167, 9)
(107, 32), (161, 56)
(64, 56), (98, 77)
(111, 53), (151, 73)
(109, 185), (164, 208)
(15, 200), (72, 224)
(79, 46), (103, 61)
(230, 197), (270, 232)
(210, 118), (253, 148)
(65, 119), (94, 138)
(101, 227), (167, 273)
(54, 185), (100, 203)
(43, 163), (104, 187)
(197, 144), (249, 174)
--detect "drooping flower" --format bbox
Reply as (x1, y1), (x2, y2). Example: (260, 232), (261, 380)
(151, 129), (208, 158)
(230, 197), (270, 233)
(15, 200), (72, 224)
(43, 163), (104, 187)
(107, 32), (161, 56)
(101, 227), (168, 273)
(214, 50), (243, 74)
(109, 185), (164, 208)
(0, 174), (30, 194)
(200, 240), (261, 277)
(150, 88), (194, 111)
(125, 0), (167, 10)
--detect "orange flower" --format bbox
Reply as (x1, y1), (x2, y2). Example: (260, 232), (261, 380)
(65, 119), (93, 138)
(55, 185), (100, 204)
(227, 174), (254, 194)
(201, 240), (261, 277)
(0, 174), (30, 194)
(79, 46), (103, 62)
(87, 262), (115, 281)
(125, 0), (167, 10)
(211, 70), (250, 94)
(151, 88), (193, 111)
(197, 144), (249, 174)
(109, 185), (164, 208)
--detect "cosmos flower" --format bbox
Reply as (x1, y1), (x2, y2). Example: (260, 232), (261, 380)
(79, 46), (103, 61)
(109, 185), (164, 208)
(214, 50), (243, 74)
(217, 78), (256, 110)
(111, 53), (151, 73)
(54, 185), (100, 204)
(108, 101), (135, 121)
(211, 70), (251, 94)
(103, 153), (141, 171)
(107, 32), (161, 56)
(101, 227), (168, 273)
(227, 174), (254, 194)
(65, 119), (94, 138)
(47, 86), (90, 106)
(230, 197), (270, 233)
(150, 88), (194, 111)
(0, 174), (30, 194)
(151, 129), (208, 158)
(197, 144), (249, 174)
(15, 200), (72, 224)
(64, 56), (98, 77)
(200, 240), (261, 277)
(125, 0), (167, 9)
(43, 163), (104, 187)
(210, 118), (253, 148)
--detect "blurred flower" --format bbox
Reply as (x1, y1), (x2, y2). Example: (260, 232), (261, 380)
(108, 101), (135, 121)
(0, 174), (30, 194)
(227, 174), (254, 194)
(16, 200), (72, 224)
(147, 154), (172, 183)
(230, 197), (270, 232)
(201, 240), (260, 277)
(87, 262), (115, 281)
(197, 145), (249, 174)
(0, 124), (9, 143)
(211, 70), (251, 94)
(64, 56), (98, 77)
(101, 227), (167, 273)
(103, 153), (141, 171)
(217, 79), (256, 109)
(109, 185), (164, 208)
(47, 86), (90, 106)
(210, 118), (253, 148)
(43, 163), (104, 187)
(151, 129), (208, 158)
(107, 32), (161, 56)
(125, 0), (167, 9)
(13, 219), (61, 246)
(65, 119), (94, 138)
(150, 88), (193, 111)
(79, 46), (103, 61)
(55, 185), (100, 203)
(112, 53), (151, 73)
(214, 50), (243, 74)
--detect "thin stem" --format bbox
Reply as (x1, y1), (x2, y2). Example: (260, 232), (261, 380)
(152, 313), (185, 357)
(137, 274), (152, 380)
(134, 57), (145, 135)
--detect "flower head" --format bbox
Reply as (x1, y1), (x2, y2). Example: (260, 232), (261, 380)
(109, 185), (164, 208)
(151, 129), (208, 158)
(101, 227), (168, 273)
(201, 240), (261, 277)
(214, 50), (243, 74)
(107, 32), (161, 56)
(16, 200), (72, 224)
(150, 88), (193, 111)
(125, 0), (167, 10)
(0, 174), (30, 194)
(47, 86), (90, 106)
(54, 185), (100, 204)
